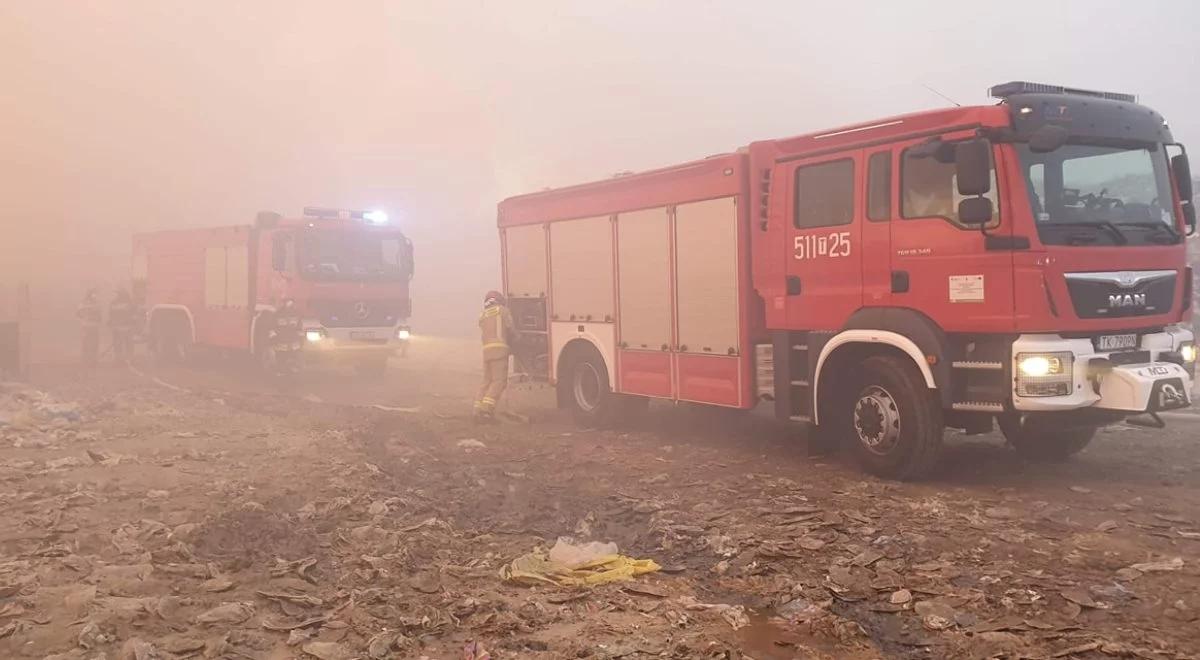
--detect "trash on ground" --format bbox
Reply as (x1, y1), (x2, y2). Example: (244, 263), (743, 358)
(500, 539), (660, 587)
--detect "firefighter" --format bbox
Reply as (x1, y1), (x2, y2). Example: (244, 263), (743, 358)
(109, 288), (135, 364)
(77, 289), (102, 367)
(475, 290), (516, 421)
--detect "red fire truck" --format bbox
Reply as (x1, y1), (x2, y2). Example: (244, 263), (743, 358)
(133, 207), (414, 375)
(499, 81), (1197, 478)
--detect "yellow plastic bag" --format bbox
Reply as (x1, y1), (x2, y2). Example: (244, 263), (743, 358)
(500, 551), (661, 587)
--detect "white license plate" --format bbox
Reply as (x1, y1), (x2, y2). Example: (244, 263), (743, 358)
(351, 331), (377, 340)
(1097, 334), (1138, 351)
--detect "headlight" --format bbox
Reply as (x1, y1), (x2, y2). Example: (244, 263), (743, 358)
(1015, 352), (1073, 397)
(1181, 343), (1197, 363)
(396, 327), (411, 341)
(1019, 355), (1059, 378)
(305, 329), (324, 343)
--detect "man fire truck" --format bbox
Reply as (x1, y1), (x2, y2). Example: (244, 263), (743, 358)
(134, 207), (413, 375)
(498, 81), (1197, 479)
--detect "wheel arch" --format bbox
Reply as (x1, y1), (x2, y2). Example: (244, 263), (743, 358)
(813, 330), (939, 425)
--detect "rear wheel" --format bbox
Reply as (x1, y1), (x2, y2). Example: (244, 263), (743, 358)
(152, 318), (192, 365)
(998, 414), (1095, 461)
(560, 348), (618, 427)
(840, 355), (945, 480)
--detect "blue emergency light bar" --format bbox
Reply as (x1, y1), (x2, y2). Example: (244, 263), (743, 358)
(989, 81), (1137, 104)
(302, 207), (389, 224)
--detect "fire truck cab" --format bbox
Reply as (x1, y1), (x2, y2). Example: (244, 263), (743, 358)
(134, 207), (414, 375)
(499, 81), (1196, 478)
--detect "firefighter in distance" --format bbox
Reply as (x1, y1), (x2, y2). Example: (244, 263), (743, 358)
(77, 289), (102, 367)
(475, 290), (516, 421)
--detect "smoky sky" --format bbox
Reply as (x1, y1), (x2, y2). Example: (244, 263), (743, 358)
(2, 0), (1197, 333)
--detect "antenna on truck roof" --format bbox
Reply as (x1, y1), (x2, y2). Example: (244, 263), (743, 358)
(920, 83), (961, 107)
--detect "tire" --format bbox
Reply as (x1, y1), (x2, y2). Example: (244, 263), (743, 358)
(560, 348), (618, 427)
(998, 414), (1095, 461)
(152, 320), (191, 365)
(841, 355), (945, 480)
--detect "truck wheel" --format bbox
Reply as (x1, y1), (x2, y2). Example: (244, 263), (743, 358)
(561, 348), (617, 427)
(153, 323), (191, 364)
(998, 414), (1095, 461)
(844, 355), (944, 480)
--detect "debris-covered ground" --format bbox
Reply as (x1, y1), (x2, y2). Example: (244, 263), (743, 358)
(2, 337), (1200, 659)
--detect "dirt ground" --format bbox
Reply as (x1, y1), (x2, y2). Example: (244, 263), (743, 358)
(2, 336), (1199, 660)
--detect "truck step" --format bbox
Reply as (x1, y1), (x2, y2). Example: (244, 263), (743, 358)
(951, 401), (1005, 412)
(952, 361), (1004, 370)
(790, 379), (810, 387)
(789, 414), (812, 423)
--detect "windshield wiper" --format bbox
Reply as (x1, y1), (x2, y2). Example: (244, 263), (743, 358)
(1114, 221), (1181, 243)
(1048, 221), (1128, 245)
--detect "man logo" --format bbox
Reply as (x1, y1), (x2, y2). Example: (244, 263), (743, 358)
(1108, 293), (1146, 308)
(353, 302), (370, 320)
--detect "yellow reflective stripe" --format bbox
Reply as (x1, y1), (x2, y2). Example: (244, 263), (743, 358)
(483, 341), (508, 349)
(481, 397), (496, 404)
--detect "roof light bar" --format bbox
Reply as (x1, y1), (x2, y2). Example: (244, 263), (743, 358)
(303, 207), (353, 219)
(302, 207), (387, 223)
(989, 81), (1137, 104)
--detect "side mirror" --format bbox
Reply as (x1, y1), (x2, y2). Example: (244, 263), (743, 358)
(1184, 203), (1197, 236)
(955, 139), (992, 196)
(1172, 153), (1194, 202)
(405, 241), (415, 279)
(1028, 124), (1069, 154)
(958, 197), (993, 226)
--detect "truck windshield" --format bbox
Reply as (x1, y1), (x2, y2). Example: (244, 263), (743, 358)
(298, 230), (408, 281)
(1016, 143), (1180, 246)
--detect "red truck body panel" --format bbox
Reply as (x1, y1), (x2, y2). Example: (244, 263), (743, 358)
(135, 215), (412, 357)
(499, 94), (1193, 413)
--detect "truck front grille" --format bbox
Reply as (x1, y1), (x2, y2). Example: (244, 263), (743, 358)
(1064, 270), (1175, 319)
(309, 299), (408, 328)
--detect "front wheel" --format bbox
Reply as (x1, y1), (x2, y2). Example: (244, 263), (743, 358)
(839, 355), (945, 480)
(998, 414), (1095, 461)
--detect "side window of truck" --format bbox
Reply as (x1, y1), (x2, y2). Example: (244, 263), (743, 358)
(794, 159), (854, 228)
(866, 151), (891, 221)
(900, 145), (1000, 229)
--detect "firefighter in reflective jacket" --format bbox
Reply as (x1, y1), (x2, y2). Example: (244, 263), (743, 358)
(475, 290), (516, 421)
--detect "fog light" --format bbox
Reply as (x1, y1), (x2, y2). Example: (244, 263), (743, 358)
(396, 328), (411, 341)
(1181, 343), (1197, 363)
(305, 329), (324, 343)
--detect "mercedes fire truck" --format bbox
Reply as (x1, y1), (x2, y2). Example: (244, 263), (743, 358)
(498, 81), (1197, 478)
(134, 207), (414, 375)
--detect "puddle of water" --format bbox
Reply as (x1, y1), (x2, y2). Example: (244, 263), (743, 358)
(736, 612), (809, 660)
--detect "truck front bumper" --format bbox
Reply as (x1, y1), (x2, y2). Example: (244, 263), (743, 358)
(297, 324), (409, 358)
(1012, 327), (1194, 414)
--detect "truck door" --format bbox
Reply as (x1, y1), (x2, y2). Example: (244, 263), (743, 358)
(890, 134), (1014, 333)
(782, 152), (863, 330)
